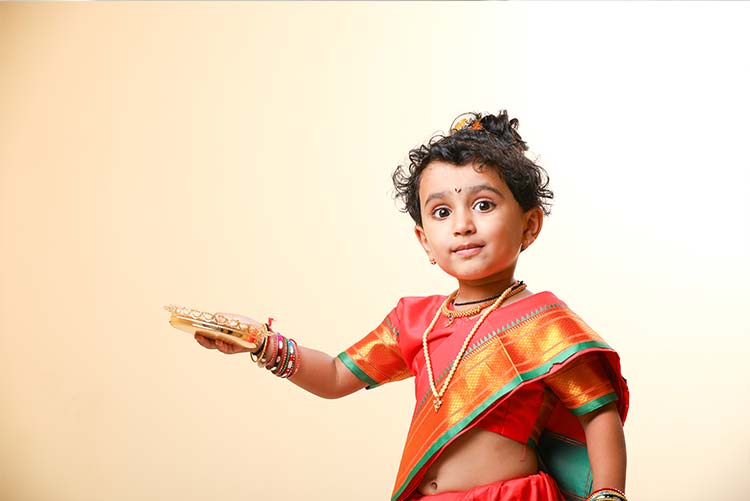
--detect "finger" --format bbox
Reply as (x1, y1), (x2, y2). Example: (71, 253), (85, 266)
(229, 343), (248, 354)
(195, 332), (217, 349)
(215, 339), (227, 353)
(215, 339), (235, 354)
(225, 339), (250, 355)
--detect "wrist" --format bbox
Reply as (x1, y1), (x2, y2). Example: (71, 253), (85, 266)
(250, 324), (302, 379)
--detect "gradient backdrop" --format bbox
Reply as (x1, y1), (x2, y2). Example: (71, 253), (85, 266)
(1, 3), (748, 500)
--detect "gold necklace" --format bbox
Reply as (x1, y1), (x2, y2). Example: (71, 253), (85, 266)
(422, 281), (527, 412)
(440, 298), (494, 326)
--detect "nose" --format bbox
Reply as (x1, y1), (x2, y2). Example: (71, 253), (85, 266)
(452, 208), (476, 236)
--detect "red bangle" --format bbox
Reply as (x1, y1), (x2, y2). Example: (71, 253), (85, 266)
(270, 334), (287, 374)
(275, 336), (292, 376)
(252, 329), (301, 381)
(262, 334), (279, 370)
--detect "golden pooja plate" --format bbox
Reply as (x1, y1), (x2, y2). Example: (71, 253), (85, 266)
(164, 305), (259, 351)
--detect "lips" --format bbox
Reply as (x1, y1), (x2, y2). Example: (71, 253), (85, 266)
(452, 243), (483, 256)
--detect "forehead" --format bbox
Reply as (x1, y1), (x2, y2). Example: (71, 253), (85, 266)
(418, 161), (507, 196)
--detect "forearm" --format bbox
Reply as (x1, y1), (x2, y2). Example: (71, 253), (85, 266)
(287, 345), (367, 399)
(196, 325), (367, 399)
(580, 403), (627, 492)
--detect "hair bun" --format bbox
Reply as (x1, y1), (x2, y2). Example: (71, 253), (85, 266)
(452, 110), (528, 152)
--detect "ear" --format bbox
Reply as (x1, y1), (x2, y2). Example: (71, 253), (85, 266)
(521, 207), (544, 250)
(414, 225), (434, 261)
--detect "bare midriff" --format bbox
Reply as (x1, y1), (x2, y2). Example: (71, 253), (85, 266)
(417, 428), (538, 495)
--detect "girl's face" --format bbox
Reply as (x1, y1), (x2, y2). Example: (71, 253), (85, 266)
(414, 161), (543, 288)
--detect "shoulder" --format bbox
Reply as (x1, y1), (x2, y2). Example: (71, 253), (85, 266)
(531, 290), (565, 305)
(502, 290), (568, 313)
(390, 295), (446, 320)
(491, 290), (592, 338)
(386, 295), (446, 331)
(519, 291), (612, 350)
(394, 295), (446, 312)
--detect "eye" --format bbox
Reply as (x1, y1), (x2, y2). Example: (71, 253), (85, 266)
(431, 206), (452, 219)
(473, 200), (495, 212)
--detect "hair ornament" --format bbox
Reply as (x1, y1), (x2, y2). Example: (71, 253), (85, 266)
(450, 112), (484, 133)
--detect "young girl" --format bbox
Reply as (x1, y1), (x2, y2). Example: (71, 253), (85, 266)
(192, 110), (629, 501)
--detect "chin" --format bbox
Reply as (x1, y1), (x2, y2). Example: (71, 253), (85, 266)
(451, 269), (493, 282)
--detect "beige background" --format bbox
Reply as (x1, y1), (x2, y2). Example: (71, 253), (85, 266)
(1, 3), (748, 500)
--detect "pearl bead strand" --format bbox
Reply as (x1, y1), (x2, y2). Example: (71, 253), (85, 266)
(422, 281), (526, 412)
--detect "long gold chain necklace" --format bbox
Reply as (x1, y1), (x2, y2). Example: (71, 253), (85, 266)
(422, 281), (527, 412)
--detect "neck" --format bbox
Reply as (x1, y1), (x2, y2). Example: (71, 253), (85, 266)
(453, 276), (517, 308)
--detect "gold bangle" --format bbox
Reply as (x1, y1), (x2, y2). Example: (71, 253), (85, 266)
(587, 488), (627, 501)
(250, 335), (267, 362)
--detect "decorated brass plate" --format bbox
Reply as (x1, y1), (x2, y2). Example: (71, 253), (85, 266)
(164, 305), (259, 350)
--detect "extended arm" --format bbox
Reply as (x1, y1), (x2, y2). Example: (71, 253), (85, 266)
(578, 402), (627, 492)
(196, 332), (367, 400)
(287, 346), (368, 399)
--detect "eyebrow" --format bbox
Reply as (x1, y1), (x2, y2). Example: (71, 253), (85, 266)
(423, 184), (505, 206)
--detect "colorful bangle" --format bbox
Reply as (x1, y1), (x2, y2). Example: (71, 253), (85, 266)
(288, 339), (301, 378)
(281, 338), (297, 378)
(249, 325), (302, 380)
(266, 336), (277, 371)
(263, 333), (279, 370)
(274, 335), (292, 376)
(276, 337), (290, 376)
(587, 488), (627, 501)
(269, 334), (286, 372)
(287, 340), (299, 378)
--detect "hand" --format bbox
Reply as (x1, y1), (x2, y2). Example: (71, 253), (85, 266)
(193, 312), (263, 355)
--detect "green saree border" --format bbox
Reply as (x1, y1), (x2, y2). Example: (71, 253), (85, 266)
(337, 352), (379, 388)
(570, 392), (618, 417)
(392, 339), (611, 501)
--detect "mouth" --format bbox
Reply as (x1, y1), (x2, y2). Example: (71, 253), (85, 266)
(452, 243), (483, 257)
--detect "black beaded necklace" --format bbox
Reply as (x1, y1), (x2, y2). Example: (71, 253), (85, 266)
(452, 281), (525, 307)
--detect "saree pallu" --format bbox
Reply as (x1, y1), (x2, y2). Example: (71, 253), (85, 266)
(338, 292), (629, 501)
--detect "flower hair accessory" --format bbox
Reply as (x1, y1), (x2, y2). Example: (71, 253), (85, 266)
(450, 112), (484, 133)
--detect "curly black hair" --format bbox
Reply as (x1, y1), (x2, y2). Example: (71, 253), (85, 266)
(392, 110), (553, 226)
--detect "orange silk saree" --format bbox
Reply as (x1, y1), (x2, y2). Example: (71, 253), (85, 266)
(338, 292), (629, 501)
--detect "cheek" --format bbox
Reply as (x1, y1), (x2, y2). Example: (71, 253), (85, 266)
(501, 216), (526, 237)
(489, 222), (524, 247)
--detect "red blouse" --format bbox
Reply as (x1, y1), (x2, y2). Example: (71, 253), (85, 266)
(340, 293), (619, 446)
